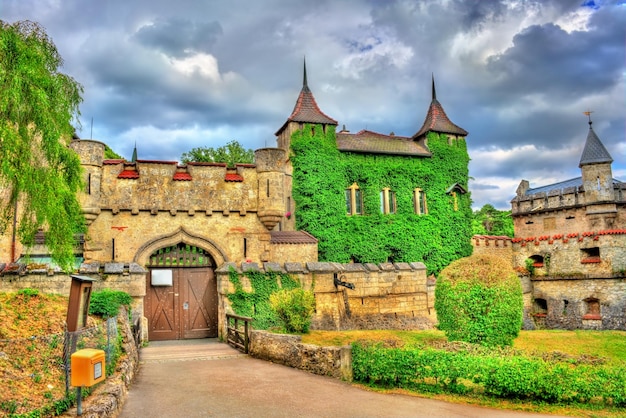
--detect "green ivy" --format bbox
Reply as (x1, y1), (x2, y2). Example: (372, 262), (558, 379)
(227, 268), (300, 330)
(290, 126), (473, 275)
(88, 289), (132, 319)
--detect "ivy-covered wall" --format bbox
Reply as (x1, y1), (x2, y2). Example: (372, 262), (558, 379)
(290, 125), (473, 275)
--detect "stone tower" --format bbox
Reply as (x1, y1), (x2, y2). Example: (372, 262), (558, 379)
(579, 118), (617, 228)
(69, 139), (104, 226)
(275, 60), (338, 230)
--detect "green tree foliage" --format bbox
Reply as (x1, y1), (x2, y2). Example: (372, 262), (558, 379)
(0, 20), (84, 271)
(290, 126), (473, 275)
(104, 144), (122, 160)
(472, 204), (514, 237)
(180, 140), (254, 167)
(269, 288), (315, 334)
(435, 253), (523, 347)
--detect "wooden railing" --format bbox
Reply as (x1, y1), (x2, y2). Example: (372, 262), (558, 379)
(226, 313), (252, 354)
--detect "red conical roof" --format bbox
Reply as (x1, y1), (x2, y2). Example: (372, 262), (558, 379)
(413, 75), (467, 139)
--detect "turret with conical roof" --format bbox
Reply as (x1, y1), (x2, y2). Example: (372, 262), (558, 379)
(412, 75), (467, 142)
(579, 116), (616, 207)
(275, 59), (337, 151)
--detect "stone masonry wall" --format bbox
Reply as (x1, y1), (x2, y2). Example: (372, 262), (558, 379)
(529, 277), (626, 330)
(216, 261), (435, 337)
(512, 231), (626, 277)
(249, 330), (352, 381)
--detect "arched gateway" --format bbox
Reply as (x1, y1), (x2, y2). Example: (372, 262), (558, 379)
(144, 243), (218, 340)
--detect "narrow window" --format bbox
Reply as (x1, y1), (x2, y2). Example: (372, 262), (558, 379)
(380, 188), (396, 214)
(346, 183), (363, 215)
(87, 173), (92, 195)
(451, 191), (458, 211)
(583, 298), (601, 320)
(243, 238), (248, 258)
(533, 298), (548, 316)
(413, 188), (428, 215)
(266, 179), (270, 197)
(581, 247), (600, 264)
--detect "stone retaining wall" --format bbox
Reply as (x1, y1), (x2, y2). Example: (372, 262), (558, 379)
(61, 306), (139, 418)
(249, 330), (352, 382)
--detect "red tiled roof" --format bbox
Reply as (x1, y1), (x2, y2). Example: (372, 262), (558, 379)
(225, 173), (244, 182)
(187, 162), (228, 167)
(173, 172), (192, 181)
(270, 231), (318, 244)
(337, 130), (431, 157)
(118, 170), (139, 179)
(413, 77), (467, 139)
(275, 62), (337, 135)
(136, 159), (178, 165)
(103, 159), (124, 165)
(413, 98), (468, 139)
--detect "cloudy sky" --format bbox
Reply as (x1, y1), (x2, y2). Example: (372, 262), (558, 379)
(2, 0), (625, 209)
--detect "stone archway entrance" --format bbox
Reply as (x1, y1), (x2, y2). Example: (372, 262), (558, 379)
(145, 243), (218, 341)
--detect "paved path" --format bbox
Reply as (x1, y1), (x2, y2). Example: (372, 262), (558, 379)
(119, 339), (564, 418)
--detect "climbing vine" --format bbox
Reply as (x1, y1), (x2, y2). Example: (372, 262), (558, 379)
(227, 268), (301, 329)
(290, 125), (473, 275)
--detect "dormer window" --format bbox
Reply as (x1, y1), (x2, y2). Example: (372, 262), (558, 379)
(445, 183), (467, 212)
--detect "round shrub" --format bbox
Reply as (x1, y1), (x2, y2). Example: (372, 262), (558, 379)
(435, 253), (523, 347)
(269, 288), (315, 334)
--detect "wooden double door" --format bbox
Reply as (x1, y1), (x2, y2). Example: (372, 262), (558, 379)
(146, 267), (218, 341)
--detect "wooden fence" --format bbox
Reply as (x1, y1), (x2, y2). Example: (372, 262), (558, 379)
(226, 313), (252, 354)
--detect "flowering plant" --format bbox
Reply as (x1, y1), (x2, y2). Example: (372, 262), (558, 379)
(285, 212), (292, 219)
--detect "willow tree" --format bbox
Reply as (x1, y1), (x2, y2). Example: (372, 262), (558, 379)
(0, 20), (84, 270)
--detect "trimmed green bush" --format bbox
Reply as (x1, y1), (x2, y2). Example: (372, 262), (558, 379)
(89, 289), (132, 318)
(352, 341), (626, 406)
(269, 288), (315, 334)
(435, 253), (523, 347)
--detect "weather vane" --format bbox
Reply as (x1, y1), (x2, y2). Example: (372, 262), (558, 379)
(583, 110), (593, 125)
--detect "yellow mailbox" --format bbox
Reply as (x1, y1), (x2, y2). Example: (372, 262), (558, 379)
(71, 348), (106, 387)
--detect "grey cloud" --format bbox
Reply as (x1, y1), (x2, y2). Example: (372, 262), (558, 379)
(134, 18), (223, 57)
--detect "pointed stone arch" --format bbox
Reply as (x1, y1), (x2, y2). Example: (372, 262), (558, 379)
(133, 227), (228, 267)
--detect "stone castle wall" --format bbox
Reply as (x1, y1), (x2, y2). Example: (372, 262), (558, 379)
(216, 261), (435, 335)
(67, 139), (309, 266)
(471, 235), (512, 262)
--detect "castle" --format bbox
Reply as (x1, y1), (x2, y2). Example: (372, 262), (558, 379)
(0, 65), (471, 340)
(510, 117), (626, 330)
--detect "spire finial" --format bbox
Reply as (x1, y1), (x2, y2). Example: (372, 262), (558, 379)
(303, 56), (308, 89)
(584, 110), (593, 127)
(431, 73), (437, 101)
(131, 141), (137, 162)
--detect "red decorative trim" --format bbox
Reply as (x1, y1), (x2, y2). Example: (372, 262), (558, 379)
(581, 257), (601, 264)
(582, 314), (601, 320)
(225, 173), (244, 182)
(173, 172), (192, 181)
(118, 170), (139, 179)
